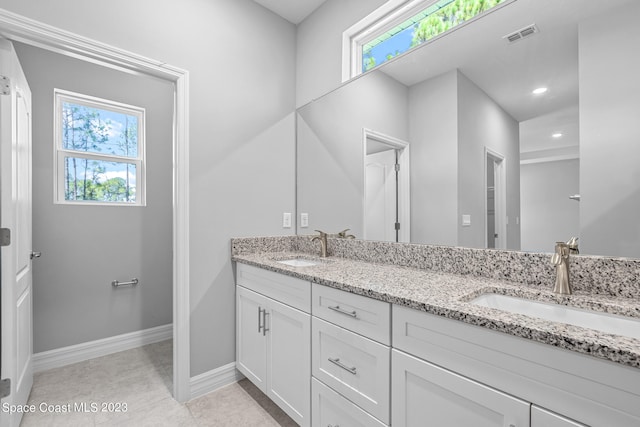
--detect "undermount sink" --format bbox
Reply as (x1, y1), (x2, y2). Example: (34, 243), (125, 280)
(277, 258), (318, 267)
(470, 293), (640, 340)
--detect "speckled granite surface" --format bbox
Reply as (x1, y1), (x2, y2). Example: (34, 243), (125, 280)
(231, 236), (640, 369)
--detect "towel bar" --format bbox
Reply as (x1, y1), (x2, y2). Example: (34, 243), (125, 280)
(112, 278), (139, 288)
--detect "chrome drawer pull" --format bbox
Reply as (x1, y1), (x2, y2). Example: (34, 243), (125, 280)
(258, 307), (264, 333)
(328, 357), (357, 375)
(328, 305), (357, 318)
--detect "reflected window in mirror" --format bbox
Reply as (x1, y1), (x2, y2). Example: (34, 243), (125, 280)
(345, 0), (512, 78)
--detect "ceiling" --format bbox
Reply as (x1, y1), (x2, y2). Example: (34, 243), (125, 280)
(253, 0), (327, 24)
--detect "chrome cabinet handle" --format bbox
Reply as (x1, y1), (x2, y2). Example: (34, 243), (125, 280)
(328, 305), (357, 318)
(262, 311), (269, 336)
(328, 357), (357, 375)
(258, 307), (264, 333)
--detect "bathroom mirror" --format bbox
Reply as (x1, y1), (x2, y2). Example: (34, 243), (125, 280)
(296, 0), (640, 258)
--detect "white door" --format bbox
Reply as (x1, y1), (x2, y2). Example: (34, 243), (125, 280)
(0, 38), (34, 427)
(365, 149), (397, 242)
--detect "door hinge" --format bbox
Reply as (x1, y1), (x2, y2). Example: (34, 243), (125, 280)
(394, 163), (400, 172)
(395, 222), (401, 231)
(0, 228), (10, 247)
(1, 76), (10, 95)
(0, 378), (10, 399)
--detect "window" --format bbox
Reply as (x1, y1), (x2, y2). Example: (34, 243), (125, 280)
(344, 0), (511, 79)
(54, 89), (145, 206)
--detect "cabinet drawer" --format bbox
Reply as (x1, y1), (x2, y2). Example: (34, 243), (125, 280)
(392, 349), (530, 427)
(312, 283), (390, 345)
(312, 317), (390, 424)
(236, 263), (310, 313)
(312, 378), (387, 427)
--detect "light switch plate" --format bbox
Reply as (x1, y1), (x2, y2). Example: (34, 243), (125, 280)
(300, 213), (309, 228)
(462, 214), (471, 226)
(283, 212), (292, 228)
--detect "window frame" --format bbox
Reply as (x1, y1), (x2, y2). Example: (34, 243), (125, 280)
(53, 89), (146, 206)
(342, 0), (516, 81)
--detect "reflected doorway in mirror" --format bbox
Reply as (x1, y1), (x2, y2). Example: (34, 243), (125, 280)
(363, 129), (410, 243)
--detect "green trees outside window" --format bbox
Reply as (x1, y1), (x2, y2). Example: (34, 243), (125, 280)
(363, 0), (506, 72)
(58, 96), (143, 204)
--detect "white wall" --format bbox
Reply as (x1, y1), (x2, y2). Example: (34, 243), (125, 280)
(579, 1), (640, 258)
(296, 0), (387, 107)
(0, 0), (297, 376)
(297, 70), (409, 238)
(15, 42), (174, 353)
(408, 70), (459, 246)
(457, 71), (520, 250)
(520, 159), (579, 253)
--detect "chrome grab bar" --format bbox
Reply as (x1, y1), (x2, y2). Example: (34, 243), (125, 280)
(328, 305), (357, 318)
(111, 278), (139, 288)
(328, 357), (357, 375)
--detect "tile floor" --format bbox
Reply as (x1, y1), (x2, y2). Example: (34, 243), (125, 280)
(20, 340), (297, 426)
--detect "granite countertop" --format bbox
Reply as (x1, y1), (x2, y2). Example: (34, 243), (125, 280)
(233, 251), (640, 369)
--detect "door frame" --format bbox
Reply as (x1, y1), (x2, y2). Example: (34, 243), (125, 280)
(362, 128), (410, 243)
(0, 10), (191, 402)
(484, 147), (506, 250)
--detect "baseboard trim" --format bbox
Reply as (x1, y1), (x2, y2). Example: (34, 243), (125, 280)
(33, 324), (173, 373)
(189, 362), (244, 400)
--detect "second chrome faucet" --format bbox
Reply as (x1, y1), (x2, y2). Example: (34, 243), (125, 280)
(551, 237), (578, 295)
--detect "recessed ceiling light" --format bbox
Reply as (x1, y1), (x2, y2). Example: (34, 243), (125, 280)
(532, 87), (548, 95)
(552, 133), (563, 138)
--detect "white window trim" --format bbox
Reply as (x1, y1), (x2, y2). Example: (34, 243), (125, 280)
(53, 89), (147, 206)
(342, 0), (516, 81)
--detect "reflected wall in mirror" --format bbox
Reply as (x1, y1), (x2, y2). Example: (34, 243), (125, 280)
(296, 0), (640, 258)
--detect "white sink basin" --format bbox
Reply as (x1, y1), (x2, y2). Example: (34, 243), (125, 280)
(277, 258), (318, 267)
(470, 293), (640, 340)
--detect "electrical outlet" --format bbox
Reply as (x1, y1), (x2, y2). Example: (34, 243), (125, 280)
(300, 213), (309, 228)
(283, 212), (292, 228)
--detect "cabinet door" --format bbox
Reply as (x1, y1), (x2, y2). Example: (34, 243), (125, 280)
(267, 297), (311, 427)
(531, 406), (587, 427)
(236, 286), (268, 392)
(392, 349), (530, 427)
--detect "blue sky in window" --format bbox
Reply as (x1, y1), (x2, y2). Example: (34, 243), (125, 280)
(63, 102), (139, 158)
(364, 26), (415, 72)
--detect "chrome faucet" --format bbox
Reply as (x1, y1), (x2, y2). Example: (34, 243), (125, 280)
(566, 236), (579, 255)
(551, 241), (572, 295)
(311, 230), (328, 257)
(337, 229), (355, 239)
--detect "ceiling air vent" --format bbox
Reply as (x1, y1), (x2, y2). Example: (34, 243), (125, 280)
(504, 24), (539, 43)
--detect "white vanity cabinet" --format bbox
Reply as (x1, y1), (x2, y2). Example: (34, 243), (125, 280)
(236, 264), (311, 427)
(311, 283), (391, 426)
(392, 349), (530, 427)
(392, 304), (640, 427)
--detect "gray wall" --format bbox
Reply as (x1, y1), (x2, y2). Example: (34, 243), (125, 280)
(408, 70), (520, 249)
(409, 70), (459, 246)
(457, 71), (520, 250)
(520, 159), (579, 253)
(296, 0), (387, 107)
(15, 43), (174, 353)
(297, 70), (409, 237)
(0, 0), (297, 376)
(579, 1), (640, 258)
